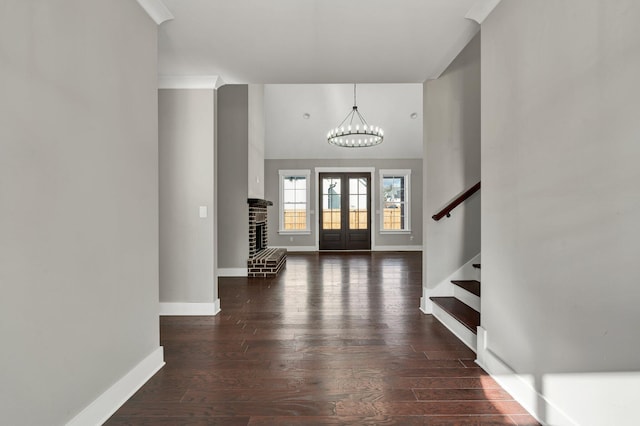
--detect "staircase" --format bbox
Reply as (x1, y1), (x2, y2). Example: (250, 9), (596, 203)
(430, 266), (481, 351)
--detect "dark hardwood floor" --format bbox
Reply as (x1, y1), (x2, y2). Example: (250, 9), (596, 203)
(106, 252), (539, 425)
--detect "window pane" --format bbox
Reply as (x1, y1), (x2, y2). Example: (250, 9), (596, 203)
(283, 178), (295, 190)
(281, 173), (308, 231)
(359, 178), (367, 194)
(359, 195), (367, 210)
(382, 173), (409, 230)
(349, 194), (358, 210)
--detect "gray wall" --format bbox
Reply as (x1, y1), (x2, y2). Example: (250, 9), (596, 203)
(482, 1), (640, 424)
(423, 33), (481, 289)
(217, 85), (249, 269)
(265, 159), (423, 249)
(248, 84), (265, 199)
(159, 89), (215, 303)
(0, 1), (160, 424)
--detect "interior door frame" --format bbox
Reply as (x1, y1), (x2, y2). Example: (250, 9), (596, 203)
(314, 167), (376, 251)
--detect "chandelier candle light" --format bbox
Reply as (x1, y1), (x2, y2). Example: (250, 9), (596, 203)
(327, 84), (384, 148)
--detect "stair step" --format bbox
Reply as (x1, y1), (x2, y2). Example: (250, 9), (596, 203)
(430, 297), (480, 334)
(451, 280), (481, 297)
(472, 263), (481, 269)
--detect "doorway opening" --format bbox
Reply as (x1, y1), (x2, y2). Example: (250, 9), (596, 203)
(319, 172), (371, 250)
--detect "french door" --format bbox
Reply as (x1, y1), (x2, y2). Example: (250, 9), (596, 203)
(319, 172), (371, 250)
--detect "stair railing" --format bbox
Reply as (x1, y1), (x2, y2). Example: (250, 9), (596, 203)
(432, 181), (481, 221)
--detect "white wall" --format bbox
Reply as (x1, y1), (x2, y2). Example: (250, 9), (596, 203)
(422, 33), (481, 306)
(0, 1), (161, 424)
(159, 89), (216, 307)
(248, 84), (265, 199)
(481, 1), (640, 424)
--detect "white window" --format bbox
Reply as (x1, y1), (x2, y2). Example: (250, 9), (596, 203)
(279, 170), (311, 234)
(380, 169), (411, 232)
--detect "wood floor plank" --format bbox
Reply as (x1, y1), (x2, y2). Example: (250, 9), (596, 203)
(106, 417), (250, 426)
(413, 388), (514, 401)
(424, 349), (477, 360)
(105, 252), (537, 425)
(335, 400), (530, 416)
(114, 401), (336, 417)
(510, 414), (543, 425)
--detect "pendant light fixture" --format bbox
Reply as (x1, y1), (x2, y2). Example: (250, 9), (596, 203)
(327, 84), (384, 148)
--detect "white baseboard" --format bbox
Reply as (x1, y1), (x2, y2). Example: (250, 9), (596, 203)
(373, 245), (423, 251)
(419, 296), (429, 314)
(218, 268), (247, 277)
(66, 346), (164, 426)
(432, 304), (477, 352)
(269, 245), (316, 252)
(268, 246), (422, 253)
(159, 300), (220, 316)
(476, 327), (575, 426)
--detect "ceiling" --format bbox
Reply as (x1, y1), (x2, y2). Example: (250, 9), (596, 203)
(265, 84), (423, 159)
(156, 0), (484, 160)
(158, 0), (480, 84)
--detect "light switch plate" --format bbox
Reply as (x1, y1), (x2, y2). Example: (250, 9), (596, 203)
(199, 206), (207, 218)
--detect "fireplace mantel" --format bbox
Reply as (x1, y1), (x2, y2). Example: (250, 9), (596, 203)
(247, 198), (273, 207)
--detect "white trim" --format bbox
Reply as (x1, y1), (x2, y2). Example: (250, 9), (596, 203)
(158, 75), (224, 90)
(420, 285), (453, 314)
(379, 169), (412, 233)
(314, 167), (377, 250)
(372, 245), (422, 252)
(270, 245), (316, 252)
(453, 285), (481, 312)
(278, 169), (311, 234)
(476, 327), (575, 426)
(218, 268), (248, 277)
(419, 296), (429, 314)
(159, 301), (220, 316)
(432, 304), (477, 352)
(465, 0), (502, 25)
(135, 0), (174, 25)
(272, 246), (421, 253)
(66, 347), (164, 426)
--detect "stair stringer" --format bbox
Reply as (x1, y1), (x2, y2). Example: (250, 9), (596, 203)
(420, 253), (481, 314)
(432, 303), (478, 351)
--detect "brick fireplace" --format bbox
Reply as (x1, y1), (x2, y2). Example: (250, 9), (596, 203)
(247, 198), (286, 277)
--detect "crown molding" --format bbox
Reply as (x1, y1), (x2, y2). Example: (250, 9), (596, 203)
(158, 75), (225, 89)
(465, 0), (502, 25)
(136, 0), (174, 25)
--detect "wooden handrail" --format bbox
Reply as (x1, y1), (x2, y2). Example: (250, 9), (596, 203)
(432, 181), (481, 221)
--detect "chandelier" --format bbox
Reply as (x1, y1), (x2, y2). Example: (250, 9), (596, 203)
(327, 84), (384, 148)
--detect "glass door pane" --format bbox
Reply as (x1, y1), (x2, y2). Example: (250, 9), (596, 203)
(349, 177), (368, 230)
(322, 177), (341, 230)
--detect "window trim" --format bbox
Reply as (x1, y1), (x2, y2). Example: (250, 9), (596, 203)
(379, 169), (412, 234)
(278, 169), (311, 235)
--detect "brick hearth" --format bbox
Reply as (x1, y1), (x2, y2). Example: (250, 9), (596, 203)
(247, 198), (286, 277)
